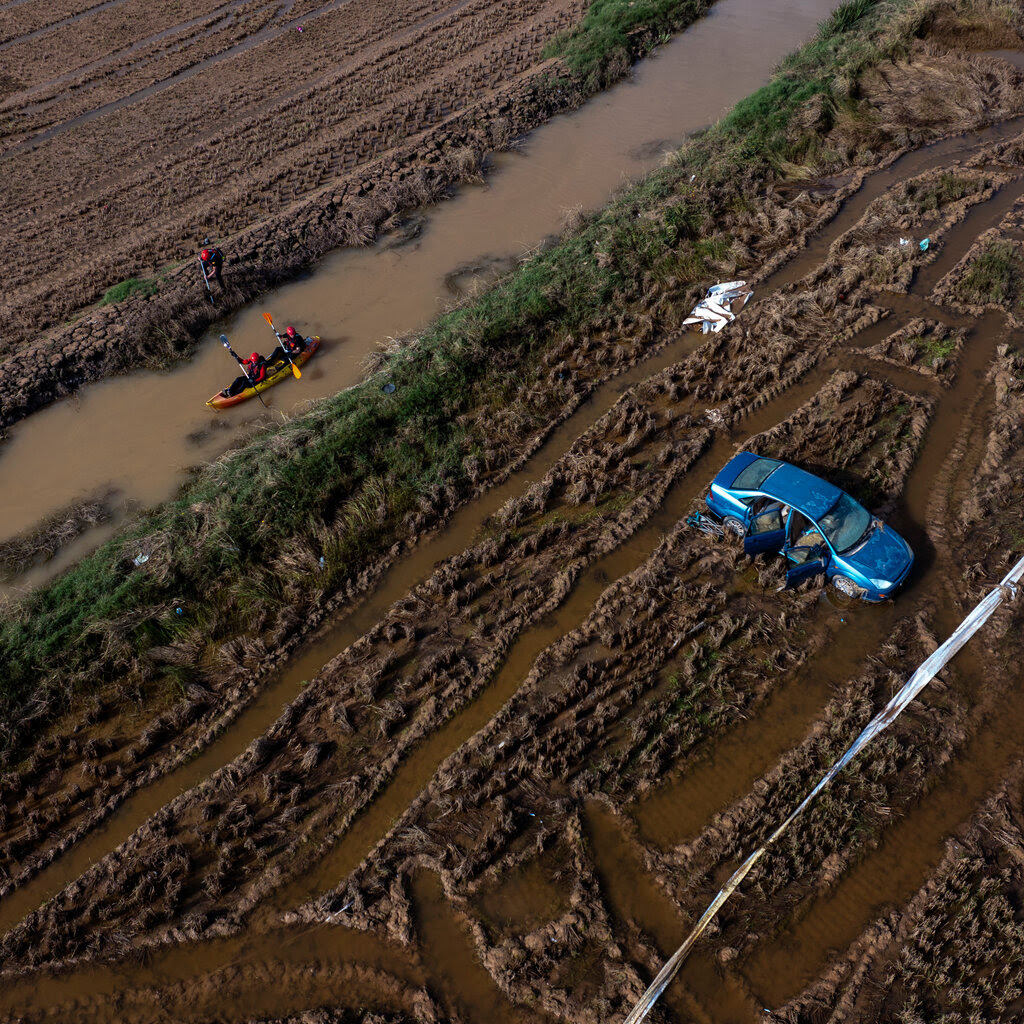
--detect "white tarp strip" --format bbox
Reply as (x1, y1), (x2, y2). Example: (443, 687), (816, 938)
(622, 553), (1024, 1024)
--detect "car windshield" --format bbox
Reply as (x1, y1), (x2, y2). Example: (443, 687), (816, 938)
(818, 492), (872, 553)
(731, 457), (782, 491)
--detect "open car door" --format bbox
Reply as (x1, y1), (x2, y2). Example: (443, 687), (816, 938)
(784, 543), (828, 587)
(743, 505), (786, 555)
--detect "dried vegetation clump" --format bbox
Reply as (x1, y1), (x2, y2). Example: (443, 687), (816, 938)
(863, 317), (967, 380)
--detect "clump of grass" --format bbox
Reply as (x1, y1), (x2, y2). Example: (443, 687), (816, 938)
(956, 240), (1024, 306)
(903, 172), (976, 212)
(818, 0), (881, 36)
(544, 0), (710, 91)
(99, 277), (159, 306)
(917, 332), (958, 366)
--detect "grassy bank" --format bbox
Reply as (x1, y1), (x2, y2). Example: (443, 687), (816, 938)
(0, 0), (975, 745)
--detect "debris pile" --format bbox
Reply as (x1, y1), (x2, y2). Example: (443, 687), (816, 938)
(683, 280), (753, 333)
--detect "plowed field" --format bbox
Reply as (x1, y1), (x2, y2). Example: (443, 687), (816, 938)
(3, 4), (1024, 1024)
(0, 0), (596, 426)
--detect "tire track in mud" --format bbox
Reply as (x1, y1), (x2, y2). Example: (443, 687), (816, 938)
(627, 303), (989, 855)
(743, 621), (1024, 1011)
(584, 800), (760, 1024)
(0, 254), (862, 991)
(1, 0), (343, 154)
(405, 154), (1024, 1021)
(3, 0), (247, 110)
(622, 194), (1024, 1012)
(0, 349), (838, 1019)
(762, 118), (1024, 295)
(265, 347), (860, 923)
(735, 312), (1017, 1006)
(0, 0), (127, 50)
(0, 329), (705, 935)
(0, 892), (459, 1023)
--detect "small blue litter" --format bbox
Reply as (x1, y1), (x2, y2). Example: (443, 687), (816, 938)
(381, 381), (396, 394)
(919, 237), (930, 251)
(175, 607), (184, 616)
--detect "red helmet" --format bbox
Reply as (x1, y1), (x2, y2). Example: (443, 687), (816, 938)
(285, 326), (297, 338)
(249, 352), (260, 362)
(200, 249), (210, 261)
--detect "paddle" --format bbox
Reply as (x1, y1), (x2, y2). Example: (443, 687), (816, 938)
(262, 312), (301, 379)
(199, 255), (216, 306)
(219, 333), (267, 408)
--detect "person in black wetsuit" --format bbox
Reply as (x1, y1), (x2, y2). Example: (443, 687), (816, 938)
(199, 247), (224, 289)
(269, 325), (307, 366)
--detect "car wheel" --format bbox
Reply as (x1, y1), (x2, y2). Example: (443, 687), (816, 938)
(831, 575), (863, 598)
(722, 516), (745, 538)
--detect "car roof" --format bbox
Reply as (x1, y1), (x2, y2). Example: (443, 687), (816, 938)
(758, 462), (842, 521)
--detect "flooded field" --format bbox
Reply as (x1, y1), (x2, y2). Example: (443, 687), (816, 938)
(2, 3), (1024, 1024)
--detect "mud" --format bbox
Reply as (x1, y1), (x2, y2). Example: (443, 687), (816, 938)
(4, 7), (1024, 1024)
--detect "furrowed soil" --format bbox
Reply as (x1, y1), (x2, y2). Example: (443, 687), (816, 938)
(4, 3), (1024, 1024)
(0, 0), (597, 427)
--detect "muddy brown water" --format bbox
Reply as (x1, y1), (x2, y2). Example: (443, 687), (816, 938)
(737, 309), (1012, 1010)
(411, 869), (546, 1024)
(767, 115), (1024, 293)
(0, 0), (843, 597)
(626, 196), (1018, 1013)
(0, 316), (708, 937)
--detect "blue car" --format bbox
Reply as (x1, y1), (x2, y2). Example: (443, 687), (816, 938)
(703, 452), (914, 601)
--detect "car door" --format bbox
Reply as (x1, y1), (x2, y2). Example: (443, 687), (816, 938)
(784, 543), (828, 587)
(742, 503), (786, 555)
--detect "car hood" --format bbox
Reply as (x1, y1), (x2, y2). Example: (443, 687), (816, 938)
(844, 524), (911, 581)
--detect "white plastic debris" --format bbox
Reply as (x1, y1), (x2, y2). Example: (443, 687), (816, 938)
(132, 553), (149, 566)
(683, 280), (753, 334)
(899, 237), (910, 246)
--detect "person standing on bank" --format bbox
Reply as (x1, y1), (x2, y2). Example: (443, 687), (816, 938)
(199, 246), (225, 292)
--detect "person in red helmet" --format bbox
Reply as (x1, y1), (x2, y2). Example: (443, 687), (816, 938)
(269, 325), (307, 366)
(221, 351), (268, 397)
(198, 246), (224, 289)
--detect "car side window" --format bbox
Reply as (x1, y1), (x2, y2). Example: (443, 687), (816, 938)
(751, 507), (783, 534)
(786, 545), (823, 565)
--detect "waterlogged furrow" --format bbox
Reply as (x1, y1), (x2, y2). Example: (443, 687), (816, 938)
(0, 312), (707, 934)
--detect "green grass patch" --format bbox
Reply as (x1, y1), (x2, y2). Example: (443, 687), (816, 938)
(955, 240), (1024, 306)
(903, 172), (978, 212)
(544, 0), (710, 91)
(99, 277), (159, 305)
(917, 333), (958, 366)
